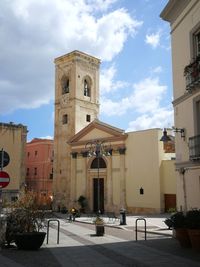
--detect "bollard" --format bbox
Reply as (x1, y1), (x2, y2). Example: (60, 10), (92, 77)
(47, 219), (60, 244)
(0, 214), (7, 248)
(119, 208), (126, 225)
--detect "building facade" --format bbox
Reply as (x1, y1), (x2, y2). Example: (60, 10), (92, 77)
(0, 122), (27, 202)
(53, 50), (177, 214)
(161, 0), (200, 211)
(25, 138), (53, 205)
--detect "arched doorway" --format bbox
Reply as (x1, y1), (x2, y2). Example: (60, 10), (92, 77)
(90, 157), (106, 213)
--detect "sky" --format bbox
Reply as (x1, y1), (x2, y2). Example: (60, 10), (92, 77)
(0, 0), (173, 141)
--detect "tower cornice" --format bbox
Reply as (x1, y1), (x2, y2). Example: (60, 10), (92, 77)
(54, 50), (101, 67)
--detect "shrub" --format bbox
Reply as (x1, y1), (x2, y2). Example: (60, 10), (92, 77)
(164, 211), (186, 229)
(185, 209), (200, 229)
(5, 191), (46, 246)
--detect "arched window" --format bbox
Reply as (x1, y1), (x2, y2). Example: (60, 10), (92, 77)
(61, 76), (69, 94)
(84, 79), (90, 96)
(90, 157), (106, 169)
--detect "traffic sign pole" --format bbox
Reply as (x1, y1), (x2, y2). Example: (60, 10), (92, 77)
(0, 149), (3, 215)
(1, 148), (3, 170)
(0, 149), (10, 215)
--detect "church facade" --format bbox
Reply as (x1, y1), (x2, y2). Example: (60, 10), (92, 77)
(53, 50), (176, 214)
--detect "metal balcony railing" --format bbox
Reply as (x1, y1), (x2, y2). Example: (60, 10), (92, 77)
(189, 135), (200, 160)
(184, 56), (200, 91)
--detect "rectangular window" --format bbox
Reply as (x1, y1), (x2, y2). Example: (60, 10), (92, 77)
(34, 167), (37, 175)
(27, 152), (30, 157)
(196, 100), (200, 134)
(26, 168), (29, 176)
(86, 114), (91, 122)
(62, 114), (68, 124)
(35, 151), (37, 156)
(193, 96), (200, 135)
(195, 31), (200, 57)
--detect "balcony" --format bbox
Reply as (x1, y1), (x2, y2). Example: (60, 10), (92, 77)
(184, 56), (200, 91)
(189, 135), (200, 160)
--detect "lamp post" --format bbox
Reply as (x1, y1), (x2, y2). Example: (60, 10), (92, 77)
(85, 140), (111, 214)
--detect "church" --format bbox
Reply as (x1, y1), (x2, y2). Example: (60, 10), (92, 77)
(53, 50), (176, 214)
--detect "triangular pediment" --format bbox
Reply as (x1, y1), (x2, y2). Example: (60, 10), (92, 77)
(68, 119), (127, 146)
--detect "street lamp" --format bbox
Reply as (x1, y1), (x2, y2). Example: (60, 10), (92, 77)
(160, 127), (185, 142)
(85, 140), (111, 214)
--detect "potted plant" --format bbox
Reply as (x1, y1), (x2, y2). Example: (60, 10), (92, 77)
(6, 191), (46, 250)
(164, 211), (191, 248)
(94, 216), (104, 236)
(186, 209), (200, 251)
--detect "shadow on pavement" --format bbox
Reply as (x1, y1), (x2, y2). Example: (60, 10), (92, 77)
(1, 237), (200, 267)
(1, 247), (61, 267)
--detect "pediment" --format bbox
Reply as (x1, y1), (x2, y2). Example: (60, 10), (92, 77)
(68, 119), (127, 146)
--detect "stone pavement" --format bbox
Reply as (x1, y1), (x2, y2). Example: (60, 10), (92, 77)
(1, 213), (200, 267)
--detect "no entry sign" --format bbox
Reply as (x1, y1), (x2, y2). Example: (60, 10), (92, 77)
(0, 171), (10, 188)
(0, 150), (10, 168)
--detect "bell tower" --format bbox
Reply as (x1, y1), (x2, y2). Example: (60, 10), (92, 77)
(53, 50), (100, 208)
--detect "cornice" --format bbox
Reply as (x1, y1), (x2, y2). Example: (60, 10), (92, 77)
(54, 50), (101, 66)
(160, 0), (191, 23)
(175, 160), (200, 169)
(70, 136), (127, 148)
(172, 87), (200, 106)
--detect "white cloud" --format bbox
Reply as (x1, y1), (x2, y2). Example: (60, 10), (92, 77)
(100, 76), (173, 130)
(151, 66), (163, 74)
(126, 108), (173, 132)
(101, 77), (166, 115)
(0, 0), (142, 114)
(86, 0), (118, 11)
(100, 65), (129, 94)
(145, 31), (161, 48)
(100, 97), (131, 115)
(132, 77), (166, 113)
(39, 136), (53, 140)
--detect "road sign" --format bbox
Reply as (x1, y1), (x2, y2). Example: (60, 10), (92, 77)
(0, 171), (10, 188)
(0, 150), (10, 168)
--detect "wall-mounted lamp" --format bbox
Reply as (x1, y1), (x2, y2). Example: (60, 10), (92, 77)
(160, 127), (185, 142)
(172, 127), (185, 138)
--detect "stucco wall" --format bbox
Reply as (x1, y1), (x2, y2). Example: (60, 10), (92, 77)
(125, 129), (162, 213)
(160, 160), (176, 194)
(0, 123), (27, 200)
(165, 0), (200, 210)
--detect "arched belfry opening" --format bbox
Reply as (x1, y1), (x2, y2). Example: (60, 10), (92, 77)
(90, 157), (106, 213)
(83, 75), (92, 97)
(61, 75), (69, 94)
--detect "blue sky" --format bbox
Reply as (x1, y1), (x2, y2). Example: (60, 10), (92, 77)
(0, 0), (172, 141)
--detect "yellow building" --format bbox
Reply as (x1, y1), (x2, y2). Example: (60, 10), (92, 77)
(53, 50), (176, 214)
(161, 0), (200, 211)
(0, 122), (27, 202)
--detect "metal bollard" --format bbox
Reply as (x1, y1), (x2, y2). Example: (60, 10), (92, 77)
(47, 219), (60, 244)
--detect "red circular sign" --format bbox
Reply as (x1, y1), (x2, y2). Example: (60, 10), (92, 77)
(0, 171), (10, 188)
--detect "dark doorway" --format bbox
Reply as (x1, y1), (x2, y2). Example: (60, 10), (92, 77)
(164, 194), (176, 212)
(93, 178), (104, 213)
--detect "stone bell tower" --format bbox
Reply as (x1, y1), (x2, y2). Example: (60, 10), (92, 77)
(53, 50), (101, 209)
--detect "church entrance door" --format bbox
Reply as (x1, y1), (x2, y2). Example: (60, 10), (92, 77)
(93, 178), (104, 213)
